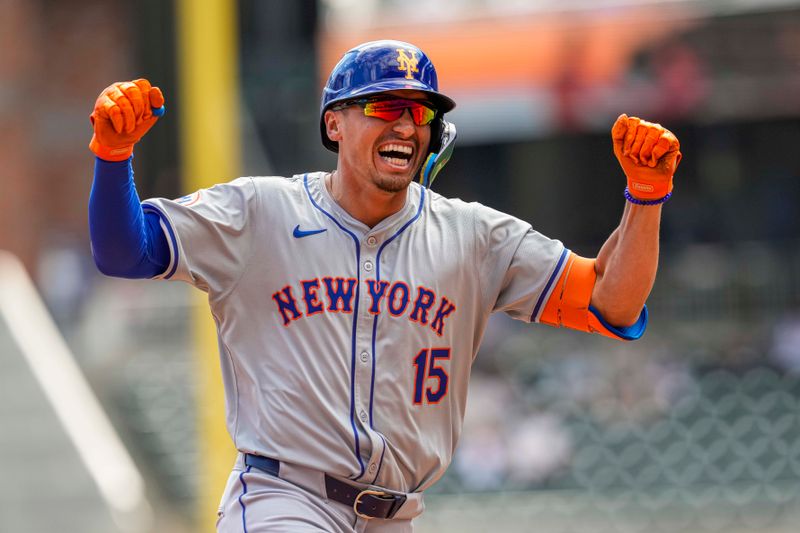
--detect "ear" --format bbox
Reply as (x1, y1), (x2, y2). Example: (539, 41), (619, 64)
(324, 110), (343, 142)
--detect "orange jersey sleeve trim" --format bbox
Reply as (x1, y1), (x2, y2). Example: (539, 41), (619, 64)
(536, 251), (647, 341)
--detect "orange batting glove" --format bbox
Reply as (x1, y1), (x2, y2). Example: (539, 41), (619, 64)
(89, 79), (165, 161)
(612, 114), (681, 201)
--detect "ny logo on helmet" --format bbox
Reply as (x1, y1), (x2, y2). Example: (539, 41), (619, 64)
(396, 49), (419, 80)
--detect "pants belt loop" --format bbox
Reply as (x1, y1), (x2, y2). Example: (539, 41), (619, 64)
(243, 453), (279, 477)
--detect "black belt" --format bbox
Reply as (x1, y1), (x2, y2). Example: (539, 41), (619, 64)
(243, 453), (407, 520)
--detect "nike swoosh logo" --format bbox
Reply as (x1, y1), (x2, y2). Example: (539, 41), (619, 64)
(293, 225), (327, 238)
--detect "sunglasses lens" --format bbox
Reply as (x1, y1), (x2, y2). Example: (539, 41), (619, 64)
(412, 105), (436, 126)
(363, 99), (436, 126)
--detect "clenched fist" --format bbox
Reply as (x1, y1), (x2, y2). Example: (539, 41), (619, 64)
(612, 114), (681, 201)
(89, 79), (165, 161)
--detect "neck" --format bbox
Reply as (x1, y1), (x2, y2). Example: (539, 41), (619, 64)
(326, 170), (409, 228)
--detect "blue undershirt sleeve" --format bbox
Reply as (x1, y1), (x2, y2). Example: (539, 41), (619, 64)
(89, 157), (170, 279)
(589, 304), (648, 341)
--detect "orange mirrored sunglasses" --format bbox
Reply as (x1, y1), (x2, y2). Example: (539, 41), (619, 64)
(333, 97), (438, 126)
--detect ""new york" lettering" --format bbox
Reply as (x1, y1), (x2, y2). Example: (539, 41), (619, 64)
(272, 277), (456, 336)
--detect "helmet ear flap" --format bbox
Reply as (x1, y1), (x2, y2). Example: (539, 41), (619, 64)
(418, 119), (457, 188)
(428, 117), (443, 154)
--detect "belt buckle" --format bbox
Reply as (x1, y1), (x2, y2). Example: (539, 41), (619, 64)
(353, 489), (391, 520)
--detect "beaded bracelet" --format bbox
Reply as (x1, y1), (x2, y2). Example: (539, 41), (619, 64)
(624, 187), (672, 206)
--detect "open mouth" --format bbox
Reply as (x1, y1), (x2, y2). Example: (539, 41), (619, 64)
(378, 143), (414, 168)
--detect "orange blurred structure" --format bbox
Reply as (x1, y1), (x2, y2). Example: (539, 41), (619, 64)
(319, 5), (699, 96)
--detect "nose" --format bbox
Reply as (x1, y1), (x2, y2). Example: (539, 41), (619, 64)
(391, 108), (416, 137)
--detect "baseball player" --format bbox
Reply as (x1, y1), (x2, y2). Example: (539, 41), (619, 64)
(87, 40), (681, 532)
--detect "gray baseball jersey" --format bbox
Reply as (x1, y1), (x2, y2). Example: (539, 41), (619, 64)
(142, 171), (565, 493)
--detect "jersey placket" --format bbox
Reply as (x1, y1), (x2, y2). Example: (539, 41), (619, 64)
(356, 187), (427, 485)
(353, 229), (384, 482)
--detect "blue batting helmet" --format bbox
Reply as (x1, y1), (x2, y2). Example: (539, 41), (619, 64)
(319, 40), (456, 153)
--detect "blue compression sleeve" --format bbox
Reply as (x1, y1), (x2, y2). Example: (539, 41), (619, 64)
(89, 157), (170, 278)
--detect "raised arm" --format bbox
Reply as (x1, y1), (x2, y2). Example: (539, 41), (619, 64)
(88, 79), (170, 278)
(537, 115), (681, 340)
(591, 115), (682, 326)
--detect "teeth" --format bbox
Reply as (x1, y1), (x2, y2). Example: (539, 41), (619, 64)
(381, 155), (409, 166)
(380, 144), (412, 155)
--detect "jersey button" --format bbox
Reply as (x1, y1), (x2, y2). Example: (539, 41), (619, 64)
(360, 410), (368, 422)
(364, 260), (374, 272)
(366, 236), (378, 247)
(368, 463), (377, 473)
(360, 351), (369, 363)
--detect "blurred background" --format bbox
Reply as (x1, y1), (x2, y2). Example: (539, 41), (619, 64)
(1, 0), (800, 531)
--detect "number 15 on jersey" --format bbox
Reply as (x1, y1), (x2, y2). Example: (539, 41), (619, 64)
(412, 348), (451, 405)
